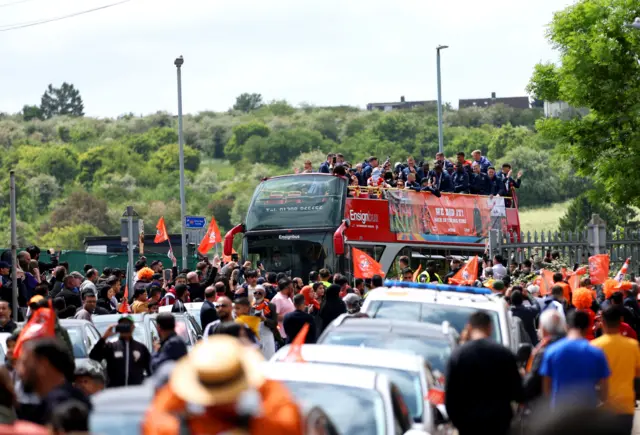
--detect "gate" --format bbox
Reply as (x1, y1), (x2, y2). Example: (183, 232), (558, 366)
(489, 214), (640, 277)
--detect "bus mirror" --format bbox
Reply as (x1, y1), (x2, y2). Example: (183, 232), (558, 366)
(333, 221), (348, 256)
(223, 224), (245, 256)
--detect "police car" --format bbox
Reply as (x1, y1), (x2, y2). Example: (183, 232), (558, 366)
(263, 362), (428, 435)
(270, 345), (449, 434)
(361, 281), (522, 352)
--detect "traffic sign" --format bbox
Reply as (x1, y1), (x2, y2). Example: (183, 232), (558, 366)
(185, 216), (207, 229)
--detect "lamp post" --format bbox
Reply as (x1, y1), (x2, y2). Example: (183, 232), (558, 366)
(175, 56), (187, 269)
(436, 45), (449, 154)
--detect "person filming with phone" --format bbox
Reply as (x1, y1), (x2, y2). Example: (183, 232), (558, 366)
(89, 316), (151, 388)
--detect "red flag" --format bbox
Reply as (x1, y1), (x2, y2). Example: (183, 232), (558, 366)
(284, 322), (309, 363)
(614, 258), (631, 282)
(198, 217), (222, 256)
(352, 248), (385, 279)
(449, 256), (479, 286)
(14, 300), (56, 360)
(154, 217), (169, 243)
(539, 270), (555, 296)
(588, 254), (610, 285)
(118, 284), (130, 313)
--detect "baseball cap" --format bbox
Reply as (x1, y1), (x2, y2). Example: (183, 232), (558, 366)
(118, 316), (134, 324)
(0, 261), (9, 269)
(74, 360), (106, 383)
(492, 280), (505, 291)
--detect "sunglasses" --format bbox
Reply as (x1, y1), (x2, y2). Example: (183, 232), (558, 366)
(215, 303), (231, 308)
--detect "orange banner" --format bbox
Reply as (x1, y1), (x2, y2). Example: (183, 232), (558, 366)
(539, 270), (555, 296)
(449, 256), (479, 286)
(14, 301), (56, 360)
(388, 191), (506, 238)
(154, 216), (169, 243)
(352, 247), (385, 279)
(588, 254), (610, 285)
(198, 217), (222, 256)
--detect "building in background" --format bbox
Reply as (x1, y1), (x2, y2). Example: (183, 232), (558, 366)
(459, 92), (531, 110)
(366, 96), (437, 111)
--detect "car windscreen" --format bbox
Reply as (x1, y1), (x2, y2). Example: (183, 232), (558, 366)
(366, 300), (501, 343)
(320, 331), (451, 374)
(284, 381), (386, 435)
(94, 320), (148, 347)
(245, 175), (345, 231)
(90, 412), (144, 435)
(66, 328), (87, 358)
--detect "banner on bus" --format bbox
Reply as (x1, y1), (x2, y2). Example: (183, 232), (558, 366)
(387, 191), (506, 241)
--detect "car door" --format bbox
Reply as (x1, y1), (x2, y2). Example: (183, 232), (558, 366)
(85, 325), (101, 353)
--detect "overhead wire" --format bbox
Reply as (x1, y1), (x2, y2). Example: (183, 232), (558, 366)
(0, 0), (131, 32)
(0, 0), (38, 9)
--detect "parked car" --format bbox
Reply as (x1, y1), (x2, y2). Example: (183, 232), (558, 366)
(148, 312), (202, 349)
(271, 344), (449, 434)
(318, 316), (458, 377)
(263, 362), (426, 435)
(92, 314), (159, 352)
(59, 319), (103, 365)
(158, 302), (204, 327)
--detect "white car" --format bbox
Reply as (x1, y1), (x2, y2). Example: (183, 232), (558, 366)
(159, 302), (204, 327)
(361, 282), (520, 352)
(271, 344), (449, 435)
(262, 362), (427, 435)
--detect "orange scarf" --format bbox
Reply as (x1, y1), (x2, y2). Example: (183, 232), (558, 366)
(254, 298), (271, 315)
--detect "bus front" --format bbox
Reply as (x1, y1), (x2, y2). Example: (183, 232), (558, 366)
(224, 174), (347, 279)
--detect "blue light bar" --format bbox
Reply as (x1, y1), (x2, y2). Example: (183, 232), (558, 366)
(383, 280), (492, 295)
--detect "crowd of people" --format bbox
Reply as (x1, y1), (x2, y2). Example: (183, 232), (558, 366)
(0, 245), (375, 433)
(309, 150), (523, 197)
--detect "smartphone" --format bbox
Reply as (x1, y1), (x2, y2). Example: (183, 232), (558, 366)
(163, 269), (172, 282)
(115, 324), (132, 334)
(231, 253), (239, 262)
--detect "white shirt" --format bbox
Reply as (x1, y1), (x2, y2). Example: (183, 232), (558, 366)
(492, 263), (508, 280)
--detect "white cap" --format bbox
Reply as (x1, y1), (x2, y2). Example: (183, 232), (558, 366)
(527, 284), (540, 295)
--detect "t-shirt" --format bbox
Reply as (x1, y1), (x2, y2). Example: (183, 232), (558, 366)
(271, 292), (295, 338)
(620, 323), (637, 340)
(492, 263), (507, 280)
(539, 338), (610, 409)
(592, 333), (640, 414)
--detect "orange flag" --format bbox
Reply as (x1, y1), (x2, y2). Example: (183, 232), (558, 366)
(352, 248), (385, 279)
(568, 266), (587, 292)
(14, 300), (56, 360)
(154, 217), (169, 243)
(284, 322), (309, 363)
(539, 270), (555, 296)
(198, 217), (222, 256)
(118, 284), (130, 313)
(412, 264), (422, 282)
(588, 254), (610, 285)
(449, 256), (479, 286)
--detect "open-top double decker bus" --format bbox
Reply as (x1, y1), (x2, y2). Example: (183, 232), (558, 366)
(223, 173), (521, 280)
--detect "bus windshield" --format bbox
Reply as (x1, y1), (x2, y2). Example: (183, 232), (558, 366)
(245, 175), (345, 231)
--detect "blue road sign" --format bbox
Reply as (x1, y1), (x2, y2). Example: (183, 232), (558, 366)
(185, 216), (207, 229)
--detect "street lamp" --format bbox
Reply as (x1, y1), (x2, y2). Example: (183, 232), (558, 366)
(174, 55), (187, 269)
(436, 45), (449, 154)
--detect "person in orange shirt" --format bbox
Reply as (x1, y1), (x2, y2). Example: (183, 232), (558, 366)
(592, 306), (640, 434)
(552, 273), (571, 305)
(142, 336), (304, 435)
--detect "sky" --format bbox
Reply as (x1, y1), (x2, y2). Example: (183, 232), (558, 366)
(0, 0), (573, 117)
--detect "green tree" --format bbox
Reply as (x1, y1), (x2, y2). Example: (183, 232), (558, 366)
(40, 223), (104, 250)
(527, 1), (640, 207)
(559, 191), (636, 232)
(224, 122), (270, 162)
(45, 189), (113, 234)
(233, 93), (263, 112)
(40, 83), (85, 118)
(22, 105), (44, 121)
(488, 124), (531, 161)
(150, 144), (201, 173)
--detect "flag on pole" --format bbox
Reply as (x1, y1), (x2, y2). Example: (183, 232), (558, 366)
(13, 300), (56, 360)
(198, 217), (222, 256)
(614, 257), (631, 283)
(352, 248), (385, 279)
(154, 217), (169, 243)
(588, 254), (610, 285)
(284, 323), (309, 363)
(538, 269), (555, 296)
(118, 284), (130, 313)
(449, 256), (479, 286)
(568, 266), (588, 292)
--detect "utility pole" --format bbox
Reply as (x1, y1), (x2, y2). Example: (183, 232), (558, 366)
(175, 55), (187, 270)
(9, 171), (17, 322)
(126, 206), (135, 291)
(436, 45), (449, 154)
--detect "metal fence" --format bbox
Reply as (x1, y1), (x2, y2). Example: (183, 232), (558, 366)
(489, 214), (640, 277)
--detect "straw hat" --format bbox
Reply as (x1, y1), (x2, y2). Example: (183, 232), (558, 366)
(170, 335), (265, 406)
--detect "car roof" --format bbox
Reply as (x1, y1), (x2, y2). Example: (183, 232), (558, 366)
(272, 344), (424, 372)
(92, 314), (148, 323)
(262, 362), (382, 390)
(91, 384), (154, 412)
(365, 287), (503, 310)
(59, 319), (93, 327)
(329, 316), (454, 338)
(158, 302), (202, 313)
